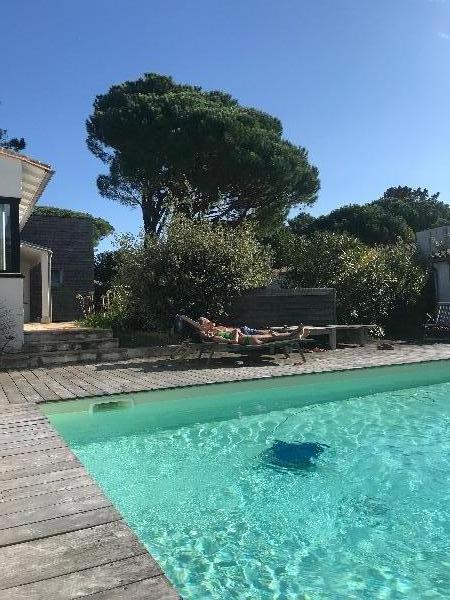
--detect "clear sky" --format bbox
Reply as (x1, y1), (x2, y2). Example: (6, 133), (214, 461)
(2, 0), (449, 251)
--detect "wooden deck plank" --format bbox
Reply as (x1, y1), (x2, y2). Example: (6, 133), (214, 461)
(78, 364), (141, 392)
(0, 437), (65, 457)
(54, 367), (107, 396)
(63, 366), (124, 394)
(85, 576), (180, 600)
(59, 365), (119, 394)
(99, 366), (163, 389)
(0, 447), (78, 475)
(2, 474), (95, 502)
(0, 408), (51, 422)
(0, 521), (146, 589)
(0, 401), (41, 411)
(1, 553), (164, 600)
(0, 458), (81, 483)
(0, 428), (58, 444)
(0, 418), (47, 431)
(0, 374), (26, 405)
(0, 466), (85, 492)
(0, 384), (9, 405)
(38, 367), (92, 397)
(30, 369), (76, 400)
(0, 506), (121, 547)
(0, 483), (103, 516)
(18, 371), (61, 402)
(0, 494), (111, 530)
(0, 424), (50, 436)
(0, 434), (61, 452)
(0, 405), (49, 419)
(7, 372), (44, 403)
(85, 363), (163, 391)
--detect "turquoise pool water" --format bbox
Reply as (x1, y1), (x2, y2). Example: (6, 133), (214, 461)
(45, 362), (450, 599)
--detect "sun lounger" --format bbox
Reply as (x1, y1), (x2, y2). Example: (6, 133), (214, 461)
(424, 303), (450, 339)
(172, 315), (311, 364)
(171, 339), (308, 364)
(271, 324), (376, 349)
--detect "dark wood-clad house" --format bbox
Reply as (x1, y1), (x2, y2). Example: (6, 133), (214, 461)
(22, 213), (94, 322)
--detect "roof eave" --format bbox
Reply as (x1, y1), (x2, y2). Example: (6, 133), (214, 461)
(19, 168), (55, 231)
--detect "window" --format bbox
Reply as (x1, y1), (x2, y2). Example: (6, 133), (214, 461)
(0, 198), (24, 273)
(51, 268), (63, 287)
(0, 203), (11, 271)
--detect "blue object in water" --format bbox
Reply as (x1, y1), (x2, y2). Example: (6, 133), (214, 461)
(262, 440), (330, 470)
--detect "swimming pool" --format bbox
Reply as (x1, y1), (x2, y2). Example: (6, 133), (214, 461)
(45, 362), (450, 599)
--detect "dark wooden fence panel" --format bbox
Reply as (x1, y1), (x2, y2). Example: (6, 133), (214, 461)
(227, 288), (336, 328)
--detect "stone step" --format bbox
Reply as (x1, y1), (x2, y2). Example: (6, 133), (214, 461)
(23, 328), (114, 344)
(22, 339), (120, 354)
(39, 348), (129, 367)
(0, 348), (130, 370)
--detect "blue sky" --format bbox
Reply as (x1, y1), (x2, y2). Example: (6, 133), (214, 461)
(2, 0), (449, 251)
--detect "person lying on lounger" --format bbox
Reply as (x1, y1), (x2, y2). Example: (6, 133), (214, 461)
(197, 318), (309, 346)
(198, 317), (272, 336)
(198, 317), (289, 337)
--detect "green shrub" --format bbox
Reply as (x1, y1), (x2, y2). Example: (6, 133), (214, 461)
(108, 216), (272, 329)
(80, 286), (135, 330)
(284, 231), (430, 334)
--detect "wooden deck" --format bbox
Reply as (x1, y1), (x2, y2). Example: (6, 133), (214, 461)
(1, 343), (450, 598)
(0, 401), (178, 600)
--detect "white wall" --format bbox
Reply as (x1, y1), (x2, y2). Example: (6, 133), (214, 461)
(21, 262), (31, 322)
(0, 277), (24, 352)
(0, 156), (24, 350)
(0, 156), (21, 198)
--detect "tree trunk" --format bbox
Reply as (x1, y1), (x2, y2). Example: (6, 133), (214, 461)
(141, 198), (165, 236)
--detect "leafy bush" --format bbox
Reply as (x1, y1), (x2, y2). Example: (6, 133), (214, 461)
(110, 216), (272, 328)
(80, 286), (135, 330)
(94, 250), (120, 298)
(284, 231), (431, 333)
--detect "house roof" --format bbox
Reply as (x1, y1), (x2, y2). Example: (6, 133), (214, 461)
(0, 147), (54, 230)
(21, 241), (52, 254)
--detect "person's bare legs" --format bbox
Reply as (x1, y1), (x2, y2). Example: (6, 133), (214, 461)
(267, 326), (307, 340)
(238, 327), (308, 346)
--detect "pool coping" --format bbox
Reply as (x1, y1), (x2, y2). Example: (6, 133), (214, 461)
(1, 342), (450, 598)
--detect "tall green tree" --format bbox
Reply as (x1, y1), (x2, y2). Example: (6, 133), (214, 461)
(376, 186), (450, 232)
(288, 211), (317, 236)
(302, 203), (412, 245)
(0, 127), (25, 152)
(86, 73), (319, 235)
(289, 186), (450, 246)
